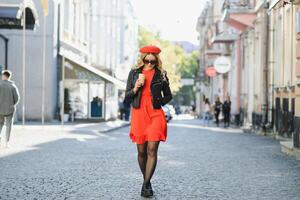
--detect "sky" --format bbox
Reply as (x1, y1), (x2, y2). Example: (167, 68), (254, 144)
(131, 0), (206, 45)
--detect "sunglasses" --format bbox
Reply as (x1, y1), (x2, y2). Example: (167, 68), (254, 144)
(144, 59), (157, 65)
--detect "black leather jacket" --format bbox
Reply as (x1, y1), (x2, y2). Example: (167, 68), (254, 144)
(125, 67), (172, 109)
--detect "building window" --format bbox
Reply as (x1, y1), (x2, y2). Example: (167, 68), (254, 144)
(297, 11), (300, 33)
(64, 0), (69, 31)
(84, 13), (88, 42)
(73, 2), (76, 35)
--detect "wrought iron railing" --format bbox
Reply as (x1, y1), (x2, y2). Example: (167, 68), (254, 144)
(252, 112), (262, 130)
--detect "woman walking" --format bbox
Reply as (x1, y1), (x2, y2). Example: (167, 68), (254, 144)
(125, 45), (172, 198)
(222, 96), (231, 128)
(203, 98), (211, 126)
(214, 97), (222, 127)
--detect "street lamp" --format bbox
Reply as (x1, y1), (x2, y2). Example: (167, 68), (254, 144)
(0, 34), (8, 69)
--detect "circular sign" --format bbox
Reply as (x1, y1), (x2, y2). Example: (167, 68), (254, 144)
(205, 67), (217, 77)
(214, 56), (231, 73)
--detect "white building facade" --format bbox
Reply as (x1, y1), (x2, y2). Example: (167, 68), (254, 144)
(0, 0), (138, 121)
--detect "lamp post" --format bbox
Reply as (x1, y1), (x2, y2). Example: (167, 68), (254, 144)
(0, 34), (8, 69)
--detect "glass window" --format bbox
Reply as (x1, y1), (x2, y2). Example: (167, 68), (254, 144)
(297, 11), (300, 33)
(65, 80), (89, 119)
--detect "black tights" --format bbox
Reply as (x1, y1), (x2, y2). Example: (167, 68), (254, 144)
(137, 141), (160, 185)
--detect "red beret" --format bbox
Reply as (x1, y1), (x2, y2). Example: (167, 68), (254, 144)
(139, 45), (161, 54)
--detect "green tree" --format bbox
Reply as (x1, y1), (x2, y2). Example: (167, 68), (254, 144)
(178, 51), (199, 78)
(174, 51), (199, 106)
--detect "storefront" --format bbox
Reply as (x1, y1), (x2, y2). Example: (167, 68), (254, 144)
(60, 50), (126, 121)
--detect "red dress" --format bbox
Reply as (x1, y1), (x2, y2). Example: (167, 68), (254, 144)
(129, 68), (167, 144)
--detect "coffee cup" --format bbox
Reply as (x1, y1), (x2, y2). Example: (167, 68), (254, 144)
(138, 73), (145, 85)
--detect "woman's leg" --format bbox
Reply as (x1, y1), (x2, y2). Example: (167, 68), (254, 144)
(225, 112), (229, 127)
(206, 112), (210, 125)
(137, 142), (148, 179)
(224, 113), (227, 126)
(144, 141), (160, 185)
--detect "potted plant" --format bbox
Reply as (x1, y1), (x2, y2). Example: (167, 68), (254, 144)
(63, 88), (71, 122)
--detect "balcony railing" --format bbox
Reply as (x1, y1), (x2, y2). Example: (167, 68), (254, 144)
(223, 0), (252, 9)
(275, 97), (295, 137)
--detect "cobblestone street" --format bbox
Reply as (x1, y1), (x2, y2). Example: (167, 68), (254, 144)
(0, 120), (300, 200)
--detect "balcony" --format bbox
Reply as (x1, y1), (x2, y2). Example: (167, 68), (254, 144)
(211, 31), (238, 44)
(222, 0), (256, 32)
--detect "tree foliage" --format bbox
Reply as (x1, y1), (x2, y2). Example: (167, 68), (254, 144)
(178, 51), (199, 78)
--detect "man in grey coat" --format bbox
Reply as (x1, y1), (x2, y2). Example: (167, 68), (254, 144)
(0, 70), (20, 148)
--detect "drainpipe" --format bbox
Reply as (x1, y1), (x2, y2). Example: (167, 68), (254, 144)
(262, 3), (270, 132)
(237, 35), (242, 126)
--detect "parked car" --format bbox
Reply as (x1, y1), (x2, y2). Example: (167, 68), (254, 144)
(162, 105), (173, 122)
(167, 105), (176, 117)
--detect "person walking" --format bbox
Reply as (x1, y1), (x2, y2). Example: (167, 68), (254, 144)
(125, 45), (172, 198)
(123, 97), (131, 121)
(222, 96), (231, 128)
(118, 95), (125, 120)
(214, 97), (222, 127)
(203, 98), (211, 126)
(0, 70), (20, 148)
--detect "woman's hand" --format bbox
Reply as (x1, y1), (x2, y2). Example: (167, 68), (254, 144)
(133, 79), (143, 94)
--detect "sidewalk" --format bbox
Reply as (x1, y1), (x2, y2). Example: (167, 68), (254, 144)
(170, 117), (244, 134)
(0, 120), (130, 157)
(279, 140), (300, 161)
(13, 119), (130, 132)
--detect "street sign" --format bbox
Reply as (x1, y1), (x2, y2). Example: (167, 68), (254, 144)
(214, 56), (231, 73)
(205, 67), (217, 77)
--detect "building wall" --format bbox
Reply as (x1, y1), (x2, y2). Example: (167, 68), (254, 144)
(59, 0), (138, 120)
(227, 40), (239, 115)
(0, 0), (59, 120)
(0, 0), (138, 121)
(88, 0), (137, 77)
(268, 1), (298, 136)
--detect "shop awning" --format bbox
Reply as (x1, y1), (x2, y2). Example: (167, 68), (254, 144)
(60, 49), (126, 90)
(222, 9), (256, 32)
(0, 1), (38, 30)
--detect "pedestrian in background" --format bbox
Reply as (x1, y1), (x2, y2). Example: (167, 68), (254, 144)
(203, 98), (211, 126)
(118, 95), (125, 120)
(222, 96), (231, 128)
(125, 45), (172, 198)
(123, 97), (131, 121)
(0, 70), (20, 148)
(214, 96), (222, 127)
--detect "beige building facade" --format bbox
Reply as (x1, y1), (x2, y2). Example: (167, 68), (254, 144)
(196, 0), (300, 147)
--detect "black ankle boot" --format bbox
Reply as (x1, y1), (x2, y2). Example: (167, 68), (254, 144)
(141, 182), (153, 197)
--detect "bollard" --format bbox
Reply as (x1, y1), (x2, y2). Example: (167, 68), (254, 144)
(293, 128), (300, 148)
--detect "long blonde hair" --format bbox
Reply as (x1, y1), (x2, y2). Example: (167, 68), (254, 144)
(134, 53), (163, 70)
